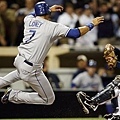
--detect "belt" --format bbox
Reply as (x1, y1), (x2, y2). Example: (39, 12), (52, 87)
(19, 54), (33, 66)
(24, 60), (33, 66)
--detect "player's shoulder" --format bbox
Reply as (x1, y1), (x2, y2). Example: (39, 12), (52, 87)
(46, 20), (64, 27)
(24, 13), (36, 22)
(94, 73), (101, 79)
(76, 71), (87, 78)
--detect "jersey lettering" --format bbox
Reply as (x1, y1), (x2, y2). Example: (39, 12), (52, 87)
(29, 20), (43, 27)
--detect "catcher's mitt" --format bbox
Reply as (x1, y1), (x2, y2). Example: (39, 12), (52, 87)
(103, 44), (117, 69)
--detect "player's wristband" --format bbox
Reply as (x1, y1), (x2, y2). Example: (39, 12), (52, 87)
(86, 23), (94, 31)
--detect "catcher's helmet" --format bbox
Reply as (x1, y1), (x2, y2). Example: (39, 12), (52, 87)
(35, 1), (51, 16)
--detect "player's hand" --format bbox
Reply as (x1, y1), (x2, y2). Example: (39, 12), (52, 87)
(92, 16), (104, 26)
(50, 5), (63, 12)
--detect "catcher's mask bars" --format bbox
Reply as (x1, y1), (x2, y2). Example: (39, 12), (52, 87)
(35, 1), (51, 16)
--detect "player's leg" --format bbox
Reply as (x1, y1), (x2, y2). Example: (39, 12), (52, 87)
(104, 90), (120, 119)
(0, 70), (21, 103)
(8, 70), (55, 105)
(0, 70), (20, 88)
(76, 75), (120, 114)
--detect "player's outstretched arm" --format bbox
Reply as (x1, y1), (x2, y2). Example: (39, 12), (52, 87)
(79, 16), (104, 36)
(50, 5), (63, 12)
(66, 16), (104, 39)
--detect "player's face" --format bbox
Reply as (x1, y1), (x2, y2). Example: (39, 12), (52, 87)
(85, 9), (92, 16)
(66, 6), (74, 14)
(77, 60), (87, 69)
(87, 67), (96, 76)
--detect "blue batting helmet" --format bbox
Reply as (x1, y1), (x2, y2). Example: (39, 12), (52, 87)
(35, 1), (51, 16)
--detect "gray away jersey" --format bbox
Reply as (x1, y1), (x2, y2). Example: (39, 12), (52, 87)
(18, 15), (70, 65)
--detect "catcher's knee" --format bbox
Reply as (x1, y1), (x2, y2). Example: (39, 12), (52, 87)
(112, 75), (120, 86)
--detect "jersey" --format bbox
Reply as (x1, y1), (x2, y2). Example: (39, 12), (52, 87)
(18, 14), (70, 66)
(72, 71), (103, 91)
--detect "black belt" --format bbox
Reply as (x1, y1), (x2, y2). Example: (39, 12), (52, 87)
(19, 54), (33, 66)
(24, 60), (33, 66)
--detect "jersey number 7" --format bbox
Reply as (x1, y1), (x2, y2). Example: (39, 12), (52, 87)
(24, 30), (36, 43)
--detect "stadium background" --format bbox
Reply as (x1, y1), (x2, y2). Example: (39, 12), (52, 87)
(0, 0), (120, 119)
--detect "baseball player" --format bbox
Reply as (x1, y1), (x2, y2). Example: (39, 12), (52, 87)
(76, 44), (120, 120)
(0, 1), (104, 105)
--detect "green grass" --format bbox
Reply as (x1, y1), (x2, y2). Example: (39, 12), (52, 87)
(2, 118), (104, 120)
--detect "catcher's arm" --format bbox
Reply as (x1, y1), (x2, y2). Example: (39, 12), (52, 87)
(104, 44), (120, 69)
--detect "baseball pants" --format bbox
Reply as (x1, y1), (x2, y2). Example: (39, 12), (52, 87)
(0, 55), (55, 105)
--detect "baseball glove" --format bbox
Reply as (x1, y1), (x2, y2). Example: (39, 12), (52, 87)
(103, 44), (117, 69)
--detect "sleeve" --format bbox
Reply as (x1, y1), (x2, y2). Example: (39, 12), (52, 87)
(71, 74), (82, 88)
(66, 28), (81, 39)
(55, 23), (70, 37)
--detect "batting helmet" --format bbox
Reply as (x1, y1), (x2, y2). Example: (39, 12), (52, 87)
(35, 1), (51, 16)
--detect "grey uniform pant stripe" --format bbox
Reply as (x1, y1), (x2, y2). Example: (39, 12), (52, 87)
(35, 70), (48, 103)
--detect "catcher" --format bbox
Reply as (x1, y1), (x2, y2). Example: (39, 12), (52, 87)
(76, 44), (120, 120)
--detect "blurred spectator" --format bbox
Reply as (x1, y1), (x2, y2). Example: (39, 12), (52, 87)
(57, 3), (78, 28)
(15, 12), (25, 46)
(74, 4), (83, 28)
(0, 0), (17, 46)
(98, 67), (107, 77)
(112, 0), (120, 39)
(101, 66), (116, 87)
(57, 3), (78, 45)
(72, 55), (87, 80)
(43, 57), (63, 89)
(45, 0), (63, 6)
(89, 0), (99, 16)
(14, 0), (35, 45)
(71, 59), (103, 91)
(0, 16), (7, 46)
(10, 3), (19, 11)
(97, 2), (119, 45)
(16, 0), (35, 16)
(76, 4), (98, 47)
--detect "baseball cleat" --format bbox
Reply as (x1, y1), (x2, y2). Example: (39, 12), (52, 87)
(76, 91), (91, 114)
(104, 113), (113, 119)
(110, 115), (120, 120)
(1, 88), (12, 104)
(76, 91), (98, 114)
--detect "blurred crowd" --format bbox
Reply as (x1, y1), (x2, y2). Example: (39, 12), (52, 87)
(0, 0), (120, 46)
(41, 54), (115, 92)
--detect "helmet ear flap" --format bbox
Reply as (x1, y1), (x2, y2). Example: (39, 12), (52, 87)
(35, 2), (51, 16)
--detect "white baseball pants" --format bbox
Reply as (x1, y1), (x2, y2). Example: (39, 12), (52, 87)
(0, 55), (55, 105)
